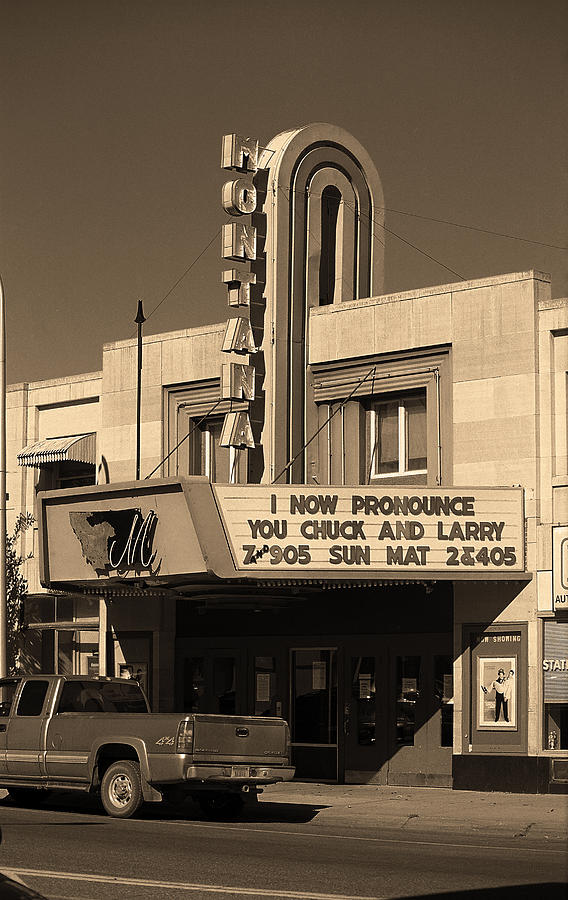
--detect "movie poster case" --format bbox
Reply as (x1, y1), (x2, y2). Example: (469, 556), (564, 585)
(477, 656), (517, 730)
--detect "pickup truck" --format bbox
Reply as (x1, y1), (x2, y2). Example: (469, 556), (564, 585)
(0, 674), (294, 818)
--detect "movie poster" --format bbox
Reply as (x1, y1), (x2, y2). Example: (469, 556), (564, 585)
(477, 656), (517, 729)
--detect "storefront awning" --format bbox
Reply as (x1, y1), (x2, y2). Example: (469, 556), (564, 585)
(18, 434), (96, 467)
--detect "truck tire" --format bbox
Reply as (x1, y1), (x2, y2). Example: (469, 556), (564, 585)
(196, 792), (244, 819)
(100, 760), (143, 818)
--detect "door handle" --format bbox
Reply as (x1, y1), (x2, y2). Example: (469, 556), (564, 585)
(0, 724), (6, 733)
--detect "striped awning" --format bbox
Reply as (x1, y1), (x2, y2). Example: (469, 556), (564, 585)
(17, 434), (96, 468)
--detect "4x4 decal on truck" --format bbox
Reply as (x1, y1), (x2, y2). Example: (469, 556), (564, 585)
(155, 736), (175, 745)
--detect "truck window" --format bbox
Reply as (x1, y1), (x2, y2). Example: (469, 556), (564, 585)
(58, 681), (87, 712)
(0, 678), (21, 717)
(16, 680), (49, 716)
(99, 681), (148, 713)
(57, 680), (148, 713)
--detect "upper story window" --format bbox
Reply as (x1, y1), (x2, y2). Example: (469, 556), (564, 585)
(369, 391), (427, 479)
(319, 186), (342, 306)
(189, 417), (242, 484)
(37, 460), (96, 492)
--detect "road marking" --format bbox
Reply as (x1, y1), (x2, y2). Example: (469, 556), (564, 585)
(159, 819), (566, 855)
(2, 869), (384, 900)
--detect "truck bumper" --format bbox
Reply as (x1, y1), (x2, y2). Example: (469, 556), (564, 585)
(183, 764), (295, 785)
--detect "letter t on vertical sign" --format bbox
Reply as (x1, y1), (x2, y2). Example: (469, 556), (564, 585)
(222, 269), (256, 308)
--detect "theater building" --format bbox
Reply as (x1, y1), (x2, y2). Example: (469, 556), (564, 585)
(7, 124), (568, 792)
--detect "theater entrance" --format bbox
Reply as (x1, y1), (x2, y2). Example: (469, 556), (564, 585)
(344, 634), (453, 786)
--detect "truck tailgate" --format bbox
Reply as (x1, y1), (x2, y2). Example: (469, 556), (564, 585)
(192, 715), (288, 764)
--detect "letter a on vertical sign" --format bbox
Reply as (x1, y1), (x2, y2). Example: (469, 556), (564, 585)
(222, 317), (256, 354)
(220, 411), (255, 448)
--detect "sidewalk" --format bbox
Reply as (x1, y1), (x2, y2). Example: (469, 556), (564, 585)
(259, 781), (568, 841)
(2, 783), (567, 842)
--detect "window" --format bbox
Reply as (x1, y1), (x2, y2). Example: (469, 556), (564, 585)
(351, 656), (376, 745)
(396, 656), (420, 745)
(57, 680), (148, 714)
(543, 620), (568, 750)
(16, 680), (49, 716)
(0, 678), (21, 717)
(37, 460), (96, 493)
(319, 186), (341, 305)
(189, 417), (242, 484)
(56, 461), (96, 489)
(369, 392), (427, 478)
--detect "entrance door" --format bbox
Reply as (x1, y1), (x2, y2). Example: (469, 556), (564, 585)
(343, 636), (453, 786)
(290, 648), (338, 781)
(344, 650), (387, 782)
(387, 636), (453, 787)
(183, 651), (246, 715)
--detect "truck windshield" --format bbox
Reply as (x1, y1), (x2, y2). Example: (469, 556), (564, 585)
(0, 678), (21, 717)
(58, 680), (149, 713)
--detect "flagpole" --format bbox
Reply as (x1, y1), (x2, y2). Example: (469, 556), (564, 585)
(0, 275), (7, 678)
(135, 299), (145, 480)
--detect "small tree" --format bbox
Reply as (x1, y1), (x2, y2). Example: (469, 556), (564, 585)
(6, 512), (34, 675)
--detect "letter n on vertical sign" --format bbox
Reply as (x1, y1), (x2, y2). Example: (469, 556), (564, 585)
(221, 363), (255, 401)
(222, 223), (257, 262)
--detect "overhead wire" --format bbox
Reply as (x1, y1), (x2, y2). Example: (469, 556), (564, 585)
(144, 227), (222, 323)
(271, 365), (377, 484)
(282, 185), (464, 280)
(285, 186), (567, 252)
(144, 397), (223, 480)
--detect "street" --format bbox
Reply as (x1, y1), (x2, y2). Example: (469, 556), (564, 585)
(0, 789), (566, 900)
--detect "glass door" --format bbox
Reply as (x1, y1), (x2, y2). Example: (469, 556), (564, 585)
(183, 650), (246, 715)
(387, 636), (453, 787)
(343, 652), (387, 782)
(290, 648), (338, 781)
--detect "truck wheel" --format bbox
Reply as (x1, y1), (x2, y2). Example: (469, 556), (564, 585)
(197, 792), (244, 819)
(100, 760), (143, 818)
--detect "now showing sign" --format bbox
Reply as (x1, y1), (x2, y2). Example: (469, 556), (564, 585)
(213, 486), (525, 576)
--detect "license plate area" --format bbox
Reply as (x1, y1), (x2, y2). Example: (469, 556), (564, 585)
(232, 766), (250, 777)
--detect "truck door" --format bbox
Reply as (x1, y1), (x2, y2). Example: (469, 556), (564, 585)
(6, 679), (52, 780)
(0, 679), (21, 776)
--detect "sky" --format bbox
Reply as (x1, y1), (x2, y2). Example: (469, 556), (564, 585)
(1, 0), (567, 385)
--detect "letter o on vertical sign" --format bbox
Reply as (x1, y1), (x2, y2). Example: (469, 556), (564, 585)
(222, 179), (257, 216)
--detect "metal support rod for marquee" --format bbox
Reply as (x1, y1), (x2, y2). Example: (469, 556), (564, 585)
(0, 275), (7, 677)
(135, 299), (145, 481)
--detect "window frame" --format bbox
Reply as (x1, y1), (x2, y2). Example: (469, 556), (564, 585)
(190, 416), (242, 485)
(369, 390), (428, 480)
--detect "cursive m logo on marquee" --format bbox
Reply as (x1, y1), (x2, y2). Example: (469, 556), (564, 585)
(109, 510), (157, 570)
(69, 508), (159, 576)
